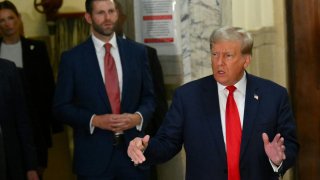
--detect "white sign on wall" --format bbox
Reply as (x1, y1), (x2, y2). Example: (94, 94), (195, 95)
(134, 0), (182, 55)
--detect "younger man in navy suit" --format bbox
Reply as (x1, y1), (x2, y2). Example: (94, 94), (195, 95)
(54, 0), (155, 179)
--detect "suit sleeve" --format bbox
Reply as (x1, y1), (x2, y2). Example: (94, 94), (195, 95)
(53, 52), (94, 129)
(144, 89), (183, 164)
(134, 46), (156, 130)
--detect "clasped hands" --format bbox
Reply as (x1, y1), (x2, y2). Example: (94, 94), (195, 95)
(127, 133), (286, 166)
(92, 113), (141, 132)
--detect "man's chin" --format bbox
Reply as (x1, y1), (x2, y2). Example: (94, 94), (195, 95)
(104, 32), (114, 36)
(99, 29), (114, 36)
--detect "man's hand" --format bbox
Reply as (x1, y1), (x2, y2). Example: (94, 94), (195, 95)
(128, 135), (150, 165)
(27, 170), (39, 180)
(262, 133), (286, 166)
(92, 113), (141, 132)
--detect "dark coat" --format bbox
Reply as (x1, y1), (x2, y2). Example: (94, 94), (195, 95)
(0, 37), (60, 168)
(0, 58), (37, 179)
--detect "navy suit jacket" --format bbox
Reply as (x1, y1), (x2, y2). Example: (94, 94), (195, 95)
(54, 36), (155, 175)
(145, 74), (299, 180)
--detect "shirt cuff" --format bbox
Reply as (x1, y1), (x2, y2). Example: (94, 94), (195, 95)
(269, 159), (283, 172)
(135, 112), (143, 131)
(89, 114), (96, 134)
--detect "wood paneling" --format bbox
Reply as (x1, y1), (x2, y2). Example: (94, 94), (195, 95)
(287, 0), (320, 179)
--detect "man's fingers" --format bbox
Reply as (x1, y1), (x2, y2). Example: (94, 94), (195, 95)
(142, 135), (150, 148)
(278, 137), (284, 145)
(262, 133), (269, 145)
(128, 138), (146, 164)
(272, 133), (281, 143)
(263, 133), (284, 145)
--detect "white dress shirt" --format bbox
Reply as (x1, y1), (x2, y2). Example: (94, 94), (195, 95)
(217, 72), (281, 172)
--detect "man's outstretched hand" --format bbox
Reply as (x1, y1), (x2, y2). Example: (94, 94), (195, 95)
(262, 133), (286, 166)
(127, 135), (150, 165)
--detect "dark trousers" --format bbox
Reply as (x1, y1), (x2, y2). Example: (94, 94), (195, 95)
(78, 142), (150, 180)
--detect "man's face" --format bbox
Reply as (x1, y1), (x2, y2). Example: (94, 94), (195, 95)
(85, 0), (119, 40)
(211, 40), (251, 86)
(0, 9), (20, 38)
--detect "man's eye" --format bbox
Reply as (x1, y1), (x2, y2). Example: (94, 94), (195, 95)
(94, 10), (105, 15)
(226, 54), (233, 58)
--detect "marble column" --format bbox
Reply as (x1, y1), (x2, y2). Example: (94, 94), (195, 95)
(157, 0), (232, 97)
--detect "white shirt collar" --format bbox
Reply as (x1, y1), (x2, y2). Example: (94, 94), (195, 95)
(217, 72), (247, 95)
(91, 33), (118, 52)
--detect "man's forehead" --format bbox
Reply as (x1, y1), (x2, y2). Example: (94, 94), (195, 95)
(92, 0), (116, 6)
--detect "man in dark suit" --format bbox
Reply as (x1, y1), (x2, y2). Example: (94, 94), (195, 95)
(128, 26), (299, 180)
(0, 58), (39, 180)
(53, 0), (155, 179)
(0, 1), (60, 177)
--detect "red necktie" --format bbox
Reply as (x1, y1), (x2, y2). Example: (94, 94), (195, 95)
(226, 85), (241, 180)
(104, 43), (120, 114)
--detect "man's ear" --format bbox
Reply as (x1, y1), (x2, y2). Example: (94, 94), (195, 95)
(84, 12), (92, 24)
(243, 54), (251, 69)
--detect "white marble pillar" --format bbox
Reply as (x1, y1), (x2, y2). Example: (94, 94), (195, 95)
(185, 0), (220, 80)
(179, 0), (232, 82)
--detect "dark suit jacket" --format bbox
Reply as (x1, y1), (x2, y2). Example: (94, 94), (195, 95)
(144, 46), (168, 136)
(0, 59), (37, 179)
(0, 37), (58, 167)
(145, 74), (299, 180)
(53, 36), (155, 175)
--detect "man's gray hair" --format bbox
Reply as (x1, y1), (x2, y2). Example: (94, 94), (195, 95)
(210, 26), (253, 55)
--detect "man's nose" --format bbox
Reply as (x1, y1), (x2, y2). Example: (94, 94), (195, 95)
(216, 55), (225, 65)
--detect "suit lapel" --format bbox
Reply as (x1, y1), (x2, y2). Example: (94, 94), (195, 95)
(240, 74), (260, 159)
(84, 38), (110, 108)
(116, 37), (127, 108)
(202, 77), (227, 164)
(20, 37), (28, 68)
